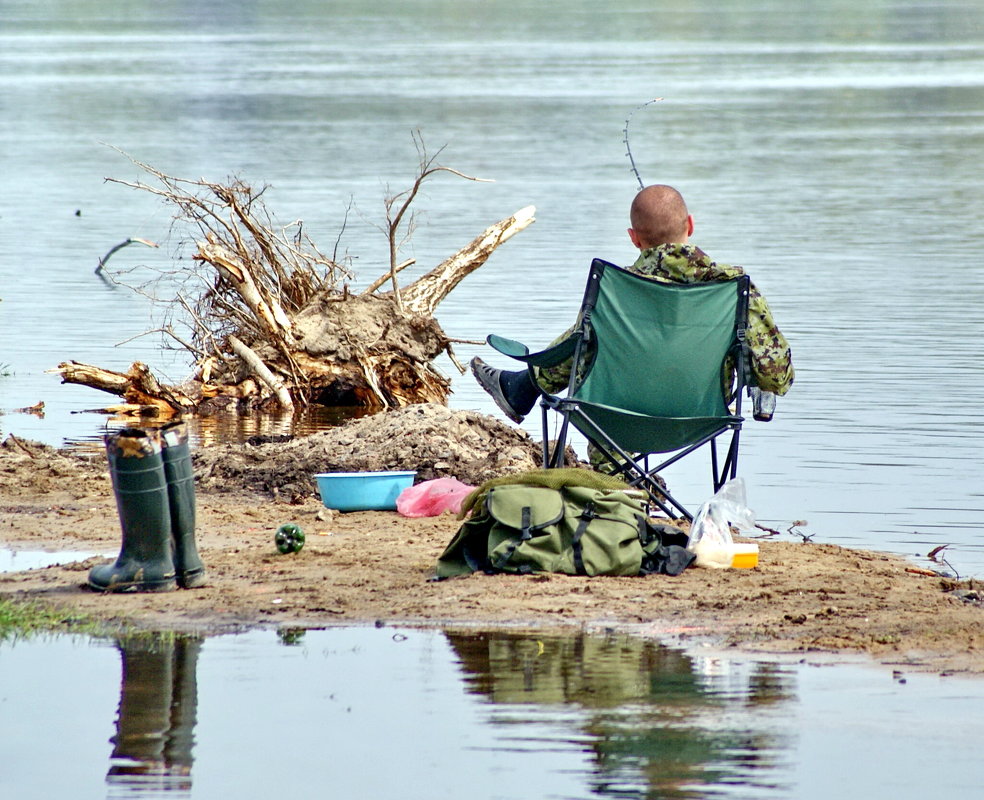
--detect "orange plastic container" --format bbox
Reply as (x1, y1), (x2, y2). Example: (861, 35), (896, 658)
(730, 543), (759, 569)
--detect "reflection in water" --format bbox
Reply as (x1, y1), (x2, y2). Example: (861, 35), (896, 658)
(106, 635), (202, 797)
(64, 404), (375, 455)
(446, 630), (795, 798)
(189, 405), (375, 450)
(100, 628), (794, 798)
(5, 626), (983, 798)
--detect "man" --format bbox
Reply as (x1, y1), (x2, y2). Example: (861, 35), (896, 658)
(471, 184), (794, 422)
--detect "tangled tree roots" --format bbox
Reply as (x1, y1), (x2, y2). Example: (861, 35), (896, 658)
(52, 146), (535, 418)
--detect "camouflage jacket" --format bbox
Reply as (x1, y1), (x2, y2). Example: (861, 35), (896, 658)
(629, 243), (795, 396)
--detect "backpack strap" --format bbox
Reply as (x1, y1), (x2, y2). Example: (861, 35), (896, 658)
(521, 505), (533, 541)
(490, 505), (535, 574)
(571, 501), (598, 576)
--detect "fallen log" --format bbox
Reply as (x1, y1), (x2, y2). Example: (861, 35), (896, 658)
(226, 335), (294, 411)
(50, 361), (196, 417)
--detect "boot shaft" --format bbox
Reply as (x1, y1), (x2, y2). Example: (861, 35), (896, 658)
(106, 429), (174, 565)
(161, 422), (196, 543)
(161, 421), (205, 588)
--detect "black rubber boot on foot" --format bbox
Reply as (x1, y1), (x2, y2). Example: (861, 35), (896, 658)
(470, 357), (538, 423)
(161, 421), (206, 589)
(88, 429), (177, 593)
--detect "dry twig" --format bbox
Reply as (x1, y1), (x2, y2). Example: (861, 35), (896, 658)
(379, 131), (492, 310)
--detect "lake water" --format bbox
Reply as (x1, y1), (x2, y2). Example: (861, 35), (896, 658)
(4, 3), (984, 795)
(6, 1), (984, 574)
(2, 626), (984, 800)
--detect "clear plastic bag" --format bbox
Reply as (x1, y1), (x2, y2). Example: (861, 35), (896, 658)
(686, 478), (757, 568)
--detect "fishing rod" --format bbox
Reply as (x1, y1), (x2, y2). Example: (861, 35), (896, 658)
(623, 98), (663, 190)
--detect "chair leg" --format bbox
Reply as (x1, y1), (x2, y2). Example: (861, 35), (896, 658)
(581, 429), (691, 520)
(711, 439), (722, 491)
(542, 402), (573, 469)
(540, 402), (550, 465)
(726, 439), (740, 482)
(711, 428), (742, 491)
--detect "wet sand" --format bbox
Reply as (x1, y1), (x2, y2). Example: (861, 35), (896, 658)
(1, 412), (982, 675)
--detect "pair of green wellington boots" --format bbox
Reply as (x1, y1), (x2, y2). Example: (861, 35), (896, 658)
(88, 421), (205, 593)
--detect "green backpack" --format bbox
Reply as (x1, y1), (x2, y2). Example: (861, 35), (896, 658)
(434, 471), (694, 579)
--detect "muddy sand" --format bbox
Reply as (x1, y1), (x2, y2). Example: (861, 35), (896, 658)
(2, 404), (982, 675)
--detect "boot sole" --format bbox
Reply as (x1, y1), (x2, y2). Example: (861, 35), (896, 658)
(177, 569), (207, 589)
(87, 577), (178, 593)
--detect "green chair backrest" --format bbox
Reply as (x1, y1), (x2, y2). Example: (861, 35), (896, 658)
(574, 262), (743, 419)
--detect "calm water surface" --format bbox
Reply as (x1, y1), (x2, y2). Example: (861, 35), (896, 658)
(2, 1), (984, 576)
(2, 626), (983, 800)
(4, 5), (984, 797)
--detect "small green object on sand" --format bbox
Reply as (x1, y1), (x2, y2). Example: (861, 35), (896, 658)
(275, 523), (305, 554)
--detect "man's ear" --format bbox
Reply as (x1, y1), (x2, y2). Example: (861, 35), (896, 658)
(686, 215), (695, 237)
(627, 227), (642, 249)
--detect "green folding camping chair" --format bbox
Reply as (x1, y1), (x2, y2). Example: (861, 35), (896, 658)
(486, 258), (751, 520)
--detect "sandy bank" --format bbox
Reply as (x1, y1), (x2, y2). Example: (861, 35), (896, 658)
(1, 406), (981, 675)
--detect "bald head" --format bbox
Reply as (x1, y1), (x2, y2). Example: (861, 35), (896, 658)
(628, 185), (692, 249)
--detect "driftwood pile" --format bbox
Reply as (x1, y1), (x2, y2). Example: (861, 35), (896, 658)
(52, 148), (534, 418)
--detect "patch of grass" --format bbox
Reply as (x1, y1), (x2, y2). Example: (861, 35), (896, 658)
(0, 598), (113, 642)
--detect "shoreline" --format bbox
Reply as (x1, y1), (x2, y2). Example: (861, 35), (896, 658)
(3, 479), (982, 676)
(1, 414), (982, 675)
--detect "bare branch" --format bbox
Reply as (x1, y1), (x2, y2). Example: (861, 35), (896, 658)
(95, 237), (159, 274)
(382, 131), (493, 310)
(227, 335), (294, 411)
(363, 258), (416, 295)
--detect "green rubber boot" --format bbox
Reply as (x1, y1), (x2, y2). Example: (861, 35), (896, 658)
(161, 421), (206, 589)
(88, 429), (178, 593)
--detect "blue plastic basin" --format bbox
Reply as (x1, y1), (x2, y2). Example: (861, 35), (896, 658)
(314, 471), (417, 512)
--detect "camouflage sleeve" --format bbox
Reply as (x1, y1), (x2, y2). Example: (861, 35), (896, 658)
(746, 286), (794, 396)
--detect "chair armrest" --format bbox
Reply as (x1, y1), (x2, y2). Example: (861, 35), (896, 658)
(487, 333), (580, 369)
(487, 334), (529, 359)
